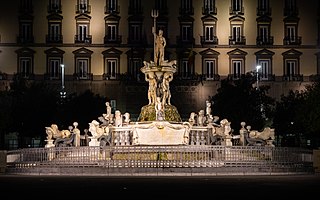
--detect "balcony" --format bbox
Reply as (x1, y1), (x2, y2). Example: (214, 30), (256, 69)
(17, 36), (34, 44)
(74, 35), (92, 44)
(104, 5), (120, 14)
(176, 36), (195, 46)
(202, 6), (217, 15)
(46, 34), (63, 44)
(75, 4), (91, 14)
(47, 4), (62, 14)
(257, 7), (271, 16)
(179, 7), (194, 15)
(229, 7), (244, 15)
(104, 35), (122, 45)
(282, 74), (303, 81)
(200, 36), (218, 47)
(256, 36), (274, 46)
(229, 36), (246, 45)
(283, 36), (302, 45)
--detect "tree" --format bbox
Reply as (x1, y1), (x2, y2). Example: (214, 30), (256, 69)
(298, 81), (320, 147)
(56, 90), (107, 132)
(210, 73), (275, 134)
(9, 79), (60, 147)
(273, 90), (305, 147)
(0, 90), (14, 149)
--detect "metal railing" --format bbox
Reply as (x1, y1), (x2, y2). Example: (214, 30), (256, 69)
(6, 145), (313, 173)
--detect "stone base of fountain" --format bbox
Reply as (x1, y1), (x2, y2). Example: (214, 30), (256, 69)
(138, 104), (182, 122)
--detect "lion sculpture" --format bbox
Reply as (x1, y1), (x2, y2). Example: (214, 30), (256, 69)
(45, 124), (71, 140)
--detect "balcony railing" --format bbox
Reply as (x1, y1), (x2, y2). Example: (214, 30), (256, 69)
(229, 36), (246, 45)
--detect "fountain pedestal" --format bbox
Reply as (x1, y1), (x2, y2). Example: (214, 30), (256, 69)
(132, 121), (190, 145)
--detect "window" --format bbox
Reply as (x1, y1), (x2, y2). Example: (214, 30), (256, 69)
(49, 0), (61, 12)
(255, 48), (274, 81)
(181, 0), (192, 10)
(205, 26), (215, 42)
(155, 0), (167, 10)
(18, 22), (33, 43)
(257, 0), (270, 16)
(205, 59), (217, 80)
(227, 48), (247, 79)
(287, 26), (296, 42)
(79, 0), (88, 9)
(45, 47), (65, 80)
(106, 59), (117, 79)
(75, 19), (92, 44)
(73, 47), (93, 80)
(229, 18), (245, 45)
(129, 0), (142, 14)
(48, 58), (61, 79)
(77, 0), (90, 14)
(130, 0), (141, 9)
(259, 26), (268, 43)
(285, 0), (296, 10)
(182, 25), (191, 41)
(232, 60), (242, 79)
(129, 58), (142, 81)
(284, 23), (301, 45)
(284, 0), (298, 16)
(181, 59), (192, 79)
(16, 47), (35, 79)
(204, 0), (216, 14)
(282, 49), (302, 81)
(48, 23), (62, 43)
(129, 24), (141, 43)
(19, 57), (32, 78)
(201, 16), (218, 46)
(107, 25), (117, 41)
(102, 47), (122, 80)
(232, 26), (241, 42)
(107, 0), (117, 11)
(258, 0), (269, 10)
(257, 60), (270, 80)
(285, 60), (297, 77)
(20, 0), (33, 13)
(231, 0), (243, 13)
(78, 24), (88, 42)
(180, 0), (193, 15)
(77, 59), (89, 79)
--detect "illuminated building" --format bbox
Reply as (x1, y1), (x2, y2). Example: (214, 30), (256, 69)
(0, 0), (319, 118)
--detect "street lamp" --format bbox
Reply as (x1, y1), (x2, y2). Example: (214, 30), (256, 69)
(256, 65), (261, 90)
(60, 64), (66, 99)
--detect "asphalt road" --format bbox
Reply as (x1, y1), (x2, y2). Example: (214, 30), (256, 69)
(1, 174), (319, 199)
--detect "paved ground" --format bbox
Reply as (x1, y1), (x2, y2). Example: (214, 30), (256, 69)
(1, 174), (319, 198)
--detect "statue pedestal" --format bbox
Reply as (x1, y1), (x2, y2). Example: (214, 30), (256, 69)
(45, 139), (55, 148)
(45, 140), (55, 161)
(88, 137), (100, 146)
(132, 121), (190, 145)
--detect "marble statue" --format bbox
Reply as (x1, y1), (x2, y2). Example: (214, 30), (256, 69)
(88, 120), (108, 139)
(197, 110), (206, 126)
(114, 110), (123, 127)
(155, 97), (165, 121)
(146, 72), (157, 105)
(162, 71), (173, 106)
(72, 122), (81, 147)
(206, 100), (212, 116)
(45, 124), (71, 140)
(102, 101), (112, 121)
(188, 112), (197, 126)
(153, 29), (166, 65)
(123, 112), (131, 125)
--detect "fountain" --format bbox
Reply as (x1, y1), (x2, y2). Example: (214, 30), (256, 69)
(44, 10), (276, 148)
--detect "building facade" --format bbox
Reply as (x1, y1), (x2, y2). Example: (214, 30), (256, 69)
(0, 0), (319, 119)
